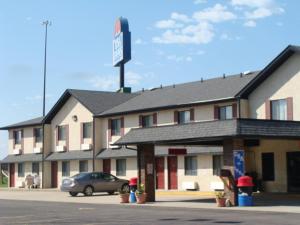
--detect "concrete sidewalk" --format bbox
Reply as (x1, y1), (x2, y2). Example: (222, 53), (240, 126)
(0, 188), (300, 214)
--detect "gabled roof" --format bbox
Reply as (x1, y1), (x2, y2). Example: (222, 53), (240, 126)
(43, 89), (139, 123)
(237, 45), (300, 98)
(98, 71), (259, 117)
(0, 116), (44, 130)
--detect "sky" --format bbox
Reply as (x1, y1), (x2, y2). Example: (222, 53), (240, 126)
(0, 0), (299, 159)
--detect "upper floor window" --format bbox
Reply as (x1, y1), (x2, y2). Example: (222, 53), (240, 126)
(34, 128), (43, 143)
(83, 122), (92, 139)
(13, 130), (22, 145)
(111, 119), (121, 136)
(142, 115), (153, 128)
(58, 126), (66, 141)
(219, 105), (233, 120)
(271, 99), (287, 120)
(178, 110), (190, 124)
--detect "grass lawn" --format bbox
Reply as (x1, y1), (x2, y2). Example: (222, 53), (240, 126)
(0, 176), (8, 188)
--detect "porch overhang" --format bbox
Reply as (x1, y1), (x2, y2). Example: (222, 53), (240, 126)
(115, 119), (300, 146)
(1, 153), (43, 163)
(45, 150), (93, 161)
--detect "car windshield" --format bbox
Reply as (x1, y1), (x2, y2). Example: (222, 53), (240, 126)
(71, 173), (89, 179)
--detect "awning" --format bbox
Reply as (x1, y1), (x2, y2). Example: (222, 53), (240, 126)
(96, 146), (223, 159)
(1, 153), (43, 163)
(45, 150), (93, 161)
(115, 119), (300, 146)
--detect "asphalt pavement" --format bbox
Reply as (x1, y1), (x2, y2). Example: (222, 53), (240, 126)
(0, 199), (299, 225)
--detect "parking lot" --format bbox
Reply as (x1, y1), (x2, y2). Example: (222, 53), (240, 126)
(1, 198), (300, 225)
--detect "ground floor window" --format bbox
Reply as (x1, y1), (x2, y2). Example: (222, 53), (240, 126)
(62, 161), (70, 177)
(18, 163), (24, 177)
(32, 162), (39, 175)
(116, 159), (126, 176)
(79, 160), (88, 173)
(184, 156), (197, 176)
(213, 155), (223, 176)
(262, 153), (275, 181)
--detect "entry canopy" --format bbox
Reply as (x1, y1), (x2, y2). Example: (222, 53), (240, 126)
(115, 119), (300, 146)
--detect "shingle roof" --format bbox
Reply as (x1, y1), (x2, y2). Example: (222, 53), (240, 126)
(99, 71), (259, 117)
(0, 117), (44, 130)
(44, 89), (139, 123)
(45, 150), (93, 161)
(96, 147), (137, 159)
(115, 119), (300, 146)
(1, 153), (42, 163)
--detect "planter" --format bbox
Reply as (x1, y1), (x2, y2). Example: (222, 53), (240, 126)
(215, 197), (226, 207)
(136, 193), (147, 204)
(119, 193), (130, 203)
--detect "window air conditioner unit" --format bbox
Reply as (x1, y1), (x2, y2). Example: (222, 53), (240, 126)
(56, 145), (66, 152)
(33, 147), (42, 154)
(81, 144), (92, 151)
(109, 142), (120, 149)
(182, 181), (198, 190)
(13, 148), (21, 155)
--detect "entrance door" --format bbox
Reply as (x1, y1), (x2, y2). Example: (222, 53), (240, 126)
(155, 157), (165, 189)
(103, 159), (111, 174)
(51, 161), (58, 188)
(287, 152), (300, 192)
(9, 163), (15, 187)
(168, 156), (178, 190)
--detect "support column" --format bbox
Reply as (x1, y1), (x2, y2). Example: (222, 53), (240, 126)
(222, 138), (244, 206)
(137, 144), (155, 202)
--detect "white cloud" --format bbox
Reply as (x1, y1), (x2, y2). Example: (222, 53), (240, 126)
(244, 20), (256, 27)
(134, 38), (147, 45)
(220, 33), (242, 41)
(166, 55), (193, 62)
(193, 4), (237, 23)
(155, 19), (183, 29)
(126, 71), (143, 85)
(194, 0), (207, 4)
(171, 12), (191, 23)
(153, 22), (214, 44)
(231, 0), (284, 20)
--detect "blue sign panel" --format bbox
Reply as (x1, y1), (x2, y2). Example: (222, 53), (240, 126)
(113, 17), (131, 66)
(233, 150), (245, 179)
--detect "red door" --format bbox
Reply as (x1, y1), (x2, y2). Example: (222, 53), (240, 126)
(103, 159), (111, 173)
(9, 163), (15, 187)
(155, 157), (165, 189)
(168, 156), (178, 190)
(51, 161), (58, 188)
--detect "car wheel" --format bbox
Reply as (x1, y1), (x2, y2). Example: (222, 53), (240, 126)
(121, 184), (130, 193)
(84, 186), (94, 196)
(69, 192), (78, 197)
(107, 191), (114, 195)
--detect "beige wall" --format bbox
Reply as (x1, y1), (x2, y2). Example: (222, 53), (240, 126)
(249, 53), (300, 120)
(248, 139), (300, 192)
(8, 126), (46, 154)
(51, 96), (93, 151)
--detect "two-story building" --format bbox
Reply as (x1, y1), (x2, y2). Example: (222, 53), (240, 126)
(1, 45), (300, 193)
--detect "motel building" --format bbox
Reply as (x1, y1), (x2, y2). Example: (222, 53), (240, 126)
(1, 45), (300, 204)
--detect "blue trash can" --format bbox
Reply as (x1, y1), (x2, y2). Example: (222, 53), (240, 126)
(238, 195), (253, 206)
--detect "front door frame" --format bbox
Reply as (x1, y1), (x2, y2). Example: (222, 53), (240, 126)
(167, 156), (178, 190)
(155, 157), (165, 189)
(9, 163), (15, 187)
(51, 161), (58, 188)
(287, 151), (300, 193)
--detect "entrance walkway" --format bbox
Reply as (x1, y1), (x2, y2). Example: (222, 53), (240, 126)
(0, 189), (300, 214)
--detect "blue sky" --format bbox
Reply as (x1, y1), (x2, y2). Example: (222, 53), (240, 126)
(0, 0), (299, 159)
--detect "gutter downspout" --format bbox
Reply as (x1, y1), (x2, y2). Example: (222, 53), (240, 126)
(92, 117), (95, 172)
(42, 123), (45, 188)
(238, 97), (241, 119)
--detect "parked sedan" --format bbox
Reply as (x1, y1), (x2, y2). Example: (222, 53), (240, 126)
(60, 172), (129, 197)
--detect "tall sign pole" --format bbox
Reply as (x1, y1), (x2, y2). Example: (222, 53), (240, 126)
(42, 20), (51, 116)
(113, 17), (131, 92)
(41, 20), (51, 189)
